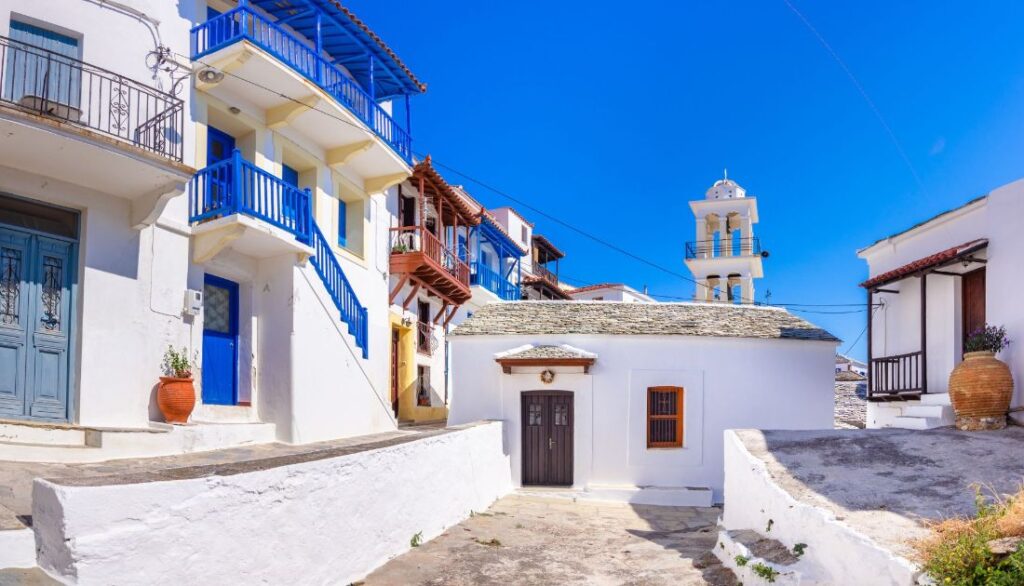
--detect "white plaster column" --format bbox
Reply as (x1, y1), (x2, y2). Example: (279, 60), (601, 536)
(740, 274), (754, 305)
(695, 216), (708, 259)
(721, 215), (734, 258)
(740, 214), (753, 255)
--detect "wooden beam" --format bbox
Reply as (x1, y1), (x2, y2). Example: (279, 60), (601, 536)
(873, 288), (900, 294)
(433, 302), (450, 324)
(867, 288), (873, 397)
(388, 274), (410, 305)
(494, 358), (596, 374)
(920, 273), (928, 394)
(442, 305), (459, 329)
(402, 282), (422, 311)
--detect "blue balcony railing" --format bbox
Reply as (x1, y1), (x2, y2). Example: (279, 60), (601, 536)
(189, 149), (312, 244)
(471, 261), (520, 301)
(310, 223), (369, 358)
(191, 6), (412, 163)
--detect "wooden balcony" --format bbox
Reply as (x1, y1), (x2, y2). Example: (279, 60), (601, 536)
(390, 226), (472, 305)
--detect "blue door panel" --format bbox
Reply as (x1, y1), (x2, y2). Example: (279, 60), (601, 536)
(202, 274), (238, 405)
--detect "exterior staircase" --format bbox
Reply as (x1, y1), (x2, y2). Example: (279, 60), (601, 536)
(715, 525), (821, 585)
(867, 393), (955, 429)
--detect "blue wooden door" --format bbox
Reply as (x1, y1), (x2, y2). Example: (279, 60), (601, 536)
(205, 126), (235, 214)
(0, 226), (73, 421)
(281, 163), (299, 222)
(202, 274), (238, 405)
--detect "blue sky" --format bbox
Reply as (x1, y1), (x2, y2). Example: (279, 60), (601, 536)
(348, 1), (1024, 360)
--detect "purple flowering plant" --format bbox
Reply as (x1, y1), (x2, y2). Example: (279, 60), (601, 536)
(964, 324), (1010, 354)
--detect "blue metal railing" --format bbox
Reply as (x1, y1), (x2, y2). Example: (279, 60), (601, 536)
(191, 6), (412, 163)
(310, 223), (370, 358)
(189, 150), (369, 358)
(471, 261), (520, 301)
(189, 149), (312, 243)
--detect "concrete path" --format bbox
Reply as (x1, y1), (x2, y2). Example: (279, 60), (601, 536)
(361, 494), (737, 585)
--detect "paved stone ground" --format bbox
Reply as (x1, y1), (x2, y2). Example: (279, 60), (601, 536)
(834, 380), (867, 429)
(361, 494), (737, 586)
(735, 426), (1024, 559)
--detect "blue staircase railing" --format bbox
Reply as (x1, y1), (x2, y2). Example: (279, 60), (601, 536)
(190, 149), (312, 243)
(471, 261), (520, 301)
(309, 222), (370, 358)
(189, 151), (369, 358)
(191, 6), (412, 163)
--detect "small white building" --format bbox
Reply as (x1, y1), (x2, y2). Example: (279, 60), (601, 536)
(447, 301), (838, 504)
(567, 283), (655, 303)
(858, 178), (1024, 429)
(835, 354), (867, 377)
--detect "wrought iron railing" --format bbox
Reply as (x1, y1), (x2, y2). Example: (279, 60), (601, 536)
(532, 262), (557, 284)
(685, 237), (762, 260)
(471, 261), (519, 301)
(0, 35), (184, 161)
(189, 149), (312, 244)
(310, 223), (369, 358)
(390, 226), (470, 287)
(191, 6), (411, 163)
(869, 351), (925, 398)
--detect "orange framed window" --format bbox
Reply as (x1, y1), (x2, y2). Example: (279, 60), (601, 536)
(647, 386), (684, 448)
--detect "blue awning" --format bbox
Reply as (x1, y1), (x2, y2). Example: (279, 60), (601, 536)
(247, 0), (424, 100)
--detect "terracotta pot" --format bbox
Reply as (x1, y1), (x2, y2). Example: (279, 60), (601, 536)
(157, 376), (196, 424)
(949, 351), (1013, 420)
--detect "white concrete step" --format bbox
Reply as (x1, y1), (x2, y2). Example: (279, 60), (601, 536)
(0, 422), (277, 463)
(900, 404), (953, 419)
(891, 416), (948, 430)
(919, 393), (952, 406)
(1010, 411), (1024, 427)
(0, 420), (88, 447)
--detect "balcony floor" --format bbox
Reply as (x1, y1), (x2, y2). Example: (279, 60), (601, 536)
(391, 252), (471, 305)
(192, 214), (313, 263)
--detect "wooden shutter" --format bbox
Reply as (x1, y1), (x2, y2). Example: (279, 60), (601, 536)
(647, 386), (683, 448)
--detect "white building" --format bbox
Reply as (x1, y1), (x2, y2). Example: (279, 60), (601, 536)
(858, 179), (1024, 429)
(447, 301), (838, 504)
(835, 354), (867, 376)
(685, 175), (764, 303)
(567, 283), (655, 303)
(0, 0), (427, 457)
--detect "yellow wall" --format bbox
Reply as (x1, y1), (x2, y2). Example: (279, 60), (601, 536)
(389, 314), (448, 423)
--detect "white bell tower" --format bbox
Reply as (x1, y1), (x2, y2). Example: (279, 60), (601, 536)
(684, 171), (764, 303)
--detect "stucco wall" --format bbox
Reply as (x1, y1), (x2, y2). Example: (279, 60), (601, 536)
(448, 333), (836, 501)
(33, 421), (512, 585)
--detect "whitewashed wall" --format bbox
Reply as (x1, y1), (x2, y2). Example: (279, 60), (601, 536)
(33, 421), (512, 585)
(860, 179), (1024, 406)
(448, 333), (836, 501)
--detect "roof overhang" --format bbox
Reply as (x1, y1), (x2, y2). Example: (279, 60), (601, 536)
(857, 195), (988, 257)
(494, 344), (596, 374)
(860, 239), (988, 290)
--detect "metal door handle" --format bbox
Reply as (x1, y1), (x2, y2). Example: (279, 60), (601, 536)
(548, 438), (555, 450)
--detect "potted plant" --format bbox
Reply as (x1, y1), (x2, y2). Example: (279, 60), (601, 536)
(949, 325), (1013, 431)
(158, 345), (196, 424)
(392, 242), (409, 254)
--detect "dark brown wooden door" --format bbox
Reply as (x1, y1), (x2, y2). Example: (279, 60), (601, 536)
(390, 329), (400, 417)
(962, 268), (986, 342)
(521, 392), (573, 486)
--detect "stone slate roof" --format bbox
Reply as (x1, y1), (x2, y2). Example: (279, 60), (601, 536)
(496, 344), (596, 360)
(450, 301), (840, 342)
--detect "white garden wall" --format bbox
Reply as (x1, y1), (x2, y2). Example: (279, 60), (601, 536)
(720, 430), (918, 585)
(33, 421), (512, 585)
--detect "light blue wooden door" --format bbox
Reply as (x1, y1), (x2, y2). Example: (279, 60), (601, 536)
(0, 227), (73, 421)
(202, 274), (238, 405)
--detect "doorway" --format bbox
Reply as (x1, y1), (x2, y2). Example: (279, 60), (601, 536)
(521, 391), (574, 486)
(202, 274), (238, 405)
(962, 267), (986, 342)
(390, 328), (400, 418)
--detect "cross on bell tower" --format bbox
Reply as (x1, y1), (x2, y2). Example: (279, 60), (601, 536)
(684, 173), (764, 304)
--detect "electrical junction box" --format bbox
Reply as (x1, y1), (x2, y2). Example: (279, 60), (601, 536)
(183, 289), (203, 315)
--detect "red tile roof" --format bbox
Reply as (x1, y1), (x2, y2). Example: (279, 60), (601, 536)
(328, 1), (427, 93)
(413, 157), (481, 225)
(532, 234), (565, 259)
(860, 239), (987, 289)
(568, 283), (624, 294)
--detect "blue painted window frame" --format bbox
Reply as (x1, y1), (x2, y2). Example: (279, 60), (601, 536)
(337, 199), (347, 247)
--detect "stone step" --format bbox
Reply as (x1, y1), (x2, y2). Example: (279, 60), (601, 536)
(0, 420), (88, 447)
(891, 416), (946, 430)
(714, 527), (813, 585)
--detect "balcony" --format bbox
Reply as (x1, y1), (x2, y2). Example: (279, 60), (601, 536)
(191, 6), (414, 182)
(189, 149), (314, 262)
(471, 261), (520, 301)
(684, 236), (764, 279)
(0, 35), (190, 210)
(390, 226), (471, 305)
(685, 237), (761, 259)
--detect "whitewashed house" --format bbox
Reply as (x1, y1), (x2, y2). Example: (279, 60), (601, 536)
(567, 282), (655, 303)
(858, 179), (1024, 429)
(0, 0), (427, 458)
(835, 354), (867, 376)
(447, 301), (838, 504)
